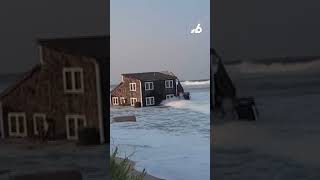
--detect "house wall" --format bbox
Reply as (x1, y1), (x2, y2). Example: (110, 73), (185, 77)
(1, 47), (100, 139)
(97, 59), (110, 143)
(111, 77), (141, 106)
(141, 79), (177, 106)
(0, 101), (3, 138)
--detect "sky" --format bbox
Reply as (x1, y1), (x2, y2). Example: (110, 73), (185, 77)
(110, 0), (210, 84)
(0, 0), (108, 74)
(212, 0), (320, 62)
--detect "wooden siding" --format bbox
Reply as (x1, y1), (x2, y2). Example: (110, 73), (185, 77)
(0, 47), (100, 139)
(111, 76), (141, 106)
(111, 77), (179, 107)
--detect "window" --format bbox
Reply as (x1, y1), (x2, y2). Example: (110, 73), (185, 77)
(120, 97), (126, 104)
(63, 68), (84, 93)
(66, 115), (87, 140)
(145, 82), (154, 90)
(130, 98), (137, 106)
(166, 94), (175, 100)
(129, 83), (137, 91)
(112, 97), (119, 105)
(146, 97), (155, 106)
(8, 113), (27, 137)
(33, 114), (48, 135)
(165, 80), (174, 88)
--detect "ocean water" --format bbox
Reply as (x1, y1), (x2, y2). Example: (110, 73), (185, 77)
(213, 61), (320, 179)
(110, 81), (210, 180)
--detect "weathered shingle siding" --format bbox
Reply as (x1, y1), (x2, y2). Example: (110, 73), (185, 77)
(111, 76), (141, 106)
(111, 75), (180, 107)
(1, 47), (100, 139)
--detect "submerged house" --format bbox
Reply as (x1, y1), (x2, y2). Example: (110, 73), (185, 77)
(111, 72), (184, 107)
(0, 36), (109, 143)
(211, 48), (258, 121)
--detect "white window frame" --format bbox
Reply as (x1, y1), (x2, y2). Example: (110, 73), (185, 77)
(146, 97), (155, 106)
(33, 113), (48, 135)
(166, 94), (175, 100)
(112, 97), (119, 105)
(8, 112), (27, 137)
(120, 97), (125, 105)
(145, 82), (154, 91)
(165, 80), (174, 88)
(130, 98), (137, 106)
(129, 83), (137, 91)
(66, 115), (87, 140)
(63, 67), (84, 93)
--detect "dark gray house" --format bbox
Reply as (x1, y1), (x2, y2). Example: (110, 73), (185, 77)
(111, 72), (184, 107)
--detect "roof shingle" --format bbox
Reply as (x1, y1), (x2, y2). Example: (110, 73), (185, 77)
(122, 72), (177, 81)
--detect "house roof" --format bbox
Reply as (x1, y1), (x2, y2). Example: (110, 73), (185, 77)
(122, 72), (177, 81)
(37, 35), (109, 59)
(0, 65), (41, 100)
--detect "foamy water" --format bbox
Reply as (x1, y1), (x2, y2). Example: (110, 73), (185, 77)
(213, 71), (320, 179)
(181, 80), (210, 86)
(110, 84), (210, 180)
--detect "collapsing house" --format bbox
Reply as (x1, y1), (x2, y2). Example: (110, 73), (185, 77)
(0, 36), (109, 143)
(111, 72), (185, 107)
(211, 48), (258, 121)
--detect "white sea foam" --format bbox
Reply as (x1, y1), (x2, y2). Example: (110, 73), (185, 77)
(227, 59), (320, 74)
(161, 96), (210, 115)
(111, 87), (210, 180)
(214, 73), (320, 179)
(181, 80), (210, 86)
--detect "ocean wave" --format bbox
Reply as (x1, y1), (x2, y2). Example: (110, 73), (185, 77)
(161, 98), (188, 108)
(226, 59), (320, 74)
(181, 80), (210, 86)
(161, 98), (210, 115)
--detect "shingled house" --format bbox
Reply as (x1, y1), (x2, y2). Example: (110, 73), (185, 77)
(111, 72), (184, 107)
(0, 36), (109, 143)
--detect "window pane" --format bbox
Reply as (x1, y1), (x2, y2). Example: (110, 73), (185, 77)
(68, 118), (75, 136)
(65, 71), (72, 90)
(10, 116), (16, 133)
(74, 71), (82, 90)
(18, 116), (24, 133)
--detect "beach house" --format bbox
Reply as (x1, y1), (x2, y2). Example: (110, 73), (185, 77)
(111, 72), (185, 107)
(0, 36), (109, 143)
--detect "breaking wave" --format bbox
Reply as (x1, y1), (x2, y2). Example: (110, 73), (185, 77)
(181, 80), (210, 86)
(161, 97), (210, 115)
(161, 98), (188, 108)
(226, 59), (320, 74)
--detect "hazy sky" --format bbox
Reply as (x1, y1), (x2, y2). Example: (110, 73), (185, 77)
(213, 0), (320, 61)
(111, 0), (210, 84)
(0, 0), (108, 74)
